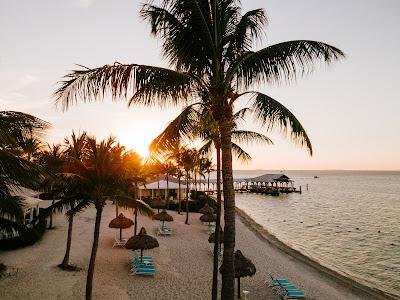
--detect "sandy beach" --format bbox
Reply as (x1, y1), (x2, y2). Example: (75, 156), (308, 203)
(0, 202), (386, 300)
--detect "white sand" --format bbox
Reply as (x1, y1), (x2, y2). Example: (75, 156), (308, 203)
(0, 202), (384, 299)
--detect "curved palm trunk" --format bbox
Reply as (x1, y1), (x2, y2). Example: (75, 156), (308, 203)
(177, 177), (181, 214)
(219, 117), (235, 300)
(115, 203), (118, 218)
(185, 172), (189, 224)
(212, 146), (222, 300)
(60, 209), (74, 268)
(86, 204), (103, 300)
(48, 198), (56, 229)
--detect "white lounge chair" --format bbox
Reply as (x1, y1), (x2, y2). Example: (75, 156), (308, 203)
(113, 236), (128, 248)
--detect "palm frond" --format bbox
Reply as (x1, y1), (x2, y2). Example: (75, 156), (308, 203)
(231, 142), (251, 163)
(229, 40), (345, 89)
(232, 130), (273, 146)
(249, 92), (313, 155)
(0, 194), (24, 222)
(0, 217), (24, 238)
(54, 63), (194, 111)
(149, 104), (201, 153)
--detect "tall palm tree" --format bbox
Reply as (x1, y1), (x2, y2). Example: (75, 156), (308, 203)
(54, 2), (344, 297)
(150, 105), (272, 299)
(161, 161), (177, 209)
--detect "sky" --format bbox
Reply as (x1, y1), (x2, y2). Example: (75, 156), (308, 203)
(0, 0), (399, 170)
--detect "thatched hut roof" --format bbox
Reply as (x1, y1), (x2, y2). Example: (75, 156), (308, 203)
(150, 197), (166, 209)
(200, 213), (216, 223)
(125, 227), (159, 250)
(219, 250), (256, 278)
(199, 203), (214, 214)
(108, 213), (134, 229)
(153, 209), (173, 222)
(208, 226), (224, 244)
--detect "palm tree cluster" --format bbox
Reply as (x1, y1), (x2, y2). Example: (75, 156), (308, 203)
(0, 110), (49, 237)
(54, 1), (344, 298)
(38, 131), (154, 299)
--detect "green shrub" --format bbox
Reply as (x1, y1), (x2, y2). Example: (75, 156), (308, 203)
(0, 217), (47, 250)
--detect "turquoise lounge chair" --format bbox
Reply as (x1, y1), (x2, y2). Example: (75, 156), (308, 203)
(269, 275), (290, 287)
(281, 290), (305, 299)
(131, 267), (156, 276)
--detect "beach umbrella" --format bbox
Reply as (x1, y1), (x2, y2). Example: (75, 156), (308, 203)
(125, 227), (159, 262)
(153, 209), (173, 229)
(219, 250), (256, 299)
(150, 197), (166, 213)
(199, 203), (214, 214)
(109, 213), (134, 240)
(208, 226), (224, 244)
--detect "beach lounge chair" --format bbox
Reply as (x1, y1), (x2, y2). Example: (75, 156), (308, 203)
(113, 237), (128, 248)
(280, 291), (305, 299)
(158, 226), (172, 236)
(131, 267), (156, 276)
(268, 275), (290, 287)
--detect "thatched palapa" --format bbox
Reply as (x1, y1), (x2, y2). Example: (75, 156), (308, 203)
(220, 250), (256, 298)
(200, 213), (216, 223)
(125, 227), (159, 261)
(199, 203), (214, 214)
(208, 226), (224, 244)
(109, 213), (134, 240)
(153, 209), (173, 229)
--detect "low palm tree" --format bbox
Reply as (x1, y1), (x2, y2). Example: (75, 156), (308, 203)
(0, 111), (49, 236)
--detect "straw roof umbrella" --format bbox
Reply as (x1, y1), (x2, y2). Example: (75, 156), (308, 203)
(199, 203), (214, 214)
(208, 226), (224, 244)
(220, 250), (256, 299)
(153, 209), (173, 229)
(151, 197), (166, 213)
(200, 212), (216, 230)
(125, 227), (159, 262)
(109, 213), (134, 240)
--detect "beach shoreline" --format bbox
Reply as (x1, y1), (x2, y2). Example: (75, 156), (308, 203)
(235, 205), (400, 300)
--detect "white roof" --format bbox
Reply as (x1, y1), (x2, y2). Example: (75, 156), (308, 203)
(8, 186), (43, 209)
(139, 180), (186, 190)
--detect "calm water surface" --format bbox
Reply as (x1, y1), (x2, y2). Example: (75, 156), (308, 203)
(230, 170), (400, 296)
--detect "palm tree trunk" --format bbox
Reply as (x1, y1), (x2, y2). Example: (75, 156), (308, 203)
(219, 116), (235, 300)
(185, 172), (189, 225)
(208, 172), (210, 194)
(212, 146), (222, 300)
(86, 204), (103, 300)
(166, 175), (169, 209)
(60, 210), (74, 268)
(134, 208), (138, 235)
(178, 176), (181, 214)
(48, 198), (55, 229)
(194, 172), (197, 192)
(115, 203), (118, 217)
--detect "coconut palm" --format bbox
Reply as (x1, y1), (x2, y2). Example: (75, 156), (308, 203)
(0, 111), (49, 236)
(176, 147), (196, 225)
(161, 161), (177, 209)
(150, 105), (272, 298)
(54, 2), (344, 297)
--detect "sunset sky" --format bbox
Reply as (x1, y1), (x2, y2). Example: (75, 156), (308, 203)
(1, 0), (399, 170)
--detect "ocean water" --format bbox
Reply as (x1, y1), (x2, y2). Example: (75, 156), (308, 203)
(230, 170), (400, 297)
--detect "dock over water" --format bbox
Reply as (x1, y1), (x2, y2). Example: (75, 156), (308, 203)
(233, 173), (301, 196)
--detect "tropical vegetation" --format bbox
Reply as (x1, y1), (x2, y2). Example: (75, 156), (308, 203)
(54, 1), (344, 298)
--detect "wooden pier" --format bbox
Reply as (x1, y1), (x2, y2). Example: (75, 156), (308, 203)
(233, 173), (301, 196)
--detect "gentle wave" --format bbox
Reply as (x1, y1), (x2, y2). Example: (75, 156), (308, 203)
(232, 170), (400, 297)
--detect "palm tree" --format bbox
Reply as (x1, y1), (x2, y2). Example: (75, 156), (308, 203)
(161, 161), (177, 209)
(177, 147), (196, 225)
(150, 106), (272, 299)
(37, 143), (66, 229)
(54, 2), (344, 297)
(0, 111), (49, 236)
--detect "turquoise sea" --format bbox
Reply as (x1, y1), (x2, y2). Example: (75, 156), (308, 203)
(228, 170), (400, 297)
